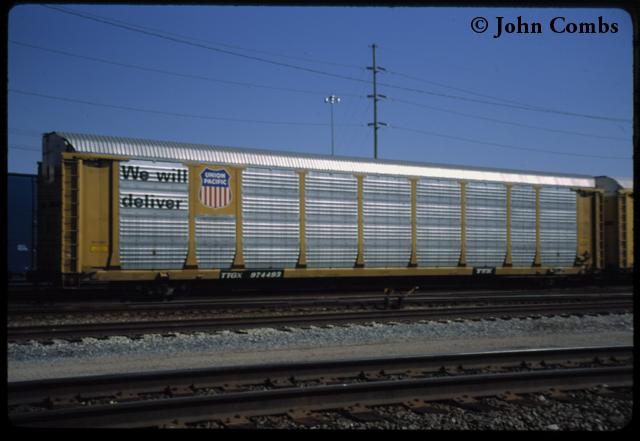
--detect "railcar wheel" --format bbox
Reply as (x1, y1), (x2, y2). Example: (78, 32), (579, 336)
(540, 277), (556, 289)
(158, 282), (175, 301)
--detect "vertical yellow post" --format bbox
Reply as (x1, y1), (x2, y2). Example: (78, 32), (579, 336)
(533, 185), (542, 267)
(297, 171), (307, 267)
(232, 168), (245, 268)
(623, 191), (634, 269)
(504, 184), (513, 267)
(626, 192), (634, 268)
(458, 180), (467, 267)
(576, 188), (596, 267)
(617, 192), (626, 268)
(356, 175), (365, 267)
(109, 161), (121, 268)
(184, 164), (198, 269)
(409, 178), (418, 267)
(60, 160), (68, 274)
(76, 159), (84, 274)
(594, 190), (603, 270)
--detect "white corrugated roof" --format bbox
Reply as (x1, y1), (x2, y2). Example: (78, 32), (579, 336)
(50, 131), (596, 188)
(611, 177), (633, 189)
(595, 176), (634, 193)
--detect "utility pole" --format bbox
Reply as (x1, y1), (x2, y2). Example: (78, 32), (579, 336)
(367, 43), (386, 159)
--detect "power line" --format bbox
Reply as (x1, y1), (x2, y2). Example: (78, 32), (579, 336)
(8, 128), (44, 137)
(8, 144), (41, 152)
(43, 4), (631, 124)
(389, 97), (630, 142)
(38, 3), (561, 111)
(12, 40), (628, 144)
(340, 75), (373, 150)
(389, 125), (630, 160)
(11, 40), (366, 99)
(378, 81), (631, 123)
(9, 89), (366, 128)
(43, 5), (365, 72)
(10, 89), (628, 160)
(42, 5), (368, 85)
(370, 44), (589, 111)
(386, 69), (538, 108)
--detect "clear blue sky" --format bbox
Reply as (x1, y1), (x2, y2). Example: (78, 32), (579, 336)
(7, 4), (633, 179)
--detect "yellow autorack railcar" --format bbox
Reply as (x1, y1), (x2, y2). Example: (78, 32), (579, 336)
(37, 131), (628, 290)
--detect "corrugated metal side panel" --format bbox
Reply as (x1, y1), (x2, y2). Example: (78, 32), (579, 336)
(466, 182), (507, 267)
(119, 160), (189, 269)
(540, 187), (577, 267)
(363, 175), (411, 268)
(416, 178), (461, 267)
(305, 171), (358, 268)
(511, 185), (536, 267)
(242, 168), (299, 269)
(56, 132), (596, 188)
(195, 216), (236, 269)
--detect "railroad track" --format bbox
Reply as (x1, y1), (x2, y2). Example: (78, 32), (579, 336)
(8, 286), (632, 315)
(7, 298), (632, 343)
(8, 345), (632, 428)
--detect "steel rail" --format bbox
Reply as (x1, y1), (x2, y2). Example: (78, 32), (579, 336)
(8, 345), (632, 407)
(7, 290), (632, 315)
(9, 348), (633, 428)
(7, 299), (632, 342)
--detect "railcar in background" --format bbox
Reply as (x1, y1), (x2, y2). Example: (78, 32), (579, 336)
(596, 176), (634, 273)
(34, 132), (631, 293)
(7, 173), (37, 280)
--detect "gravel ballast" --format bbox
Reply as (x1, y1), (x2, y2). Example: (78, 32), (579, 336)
(243, 389), (632, 430)
(7, 313), (633, 382)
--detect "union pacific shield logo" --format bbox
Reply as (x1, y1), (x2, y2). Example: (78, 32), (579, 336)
(199, 168), (232, 208)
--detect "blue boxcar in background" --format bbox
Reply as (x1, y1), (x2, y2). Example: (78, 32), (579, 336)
(8, 173), (37, 279)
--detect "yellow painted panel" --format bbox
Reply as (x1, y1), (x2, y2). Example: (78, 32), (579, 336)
(109, 161), (121, 268)
(185, 164), (244, 269)
(233, 168), (245, 268)
(533, 186), (541, 266)
(80, 160), (111, 270)
(184, 164), (198, 268)
(409, 178), (417, 266)
(496, 267), (582, 276)
(92, 269), (221, 281)
(284, 267), (474, 278)
(190, 164), (239, 216)
(595, 191), (603, 269)
(60, 159), (71, 273)
(356, 175), (364, 267)
(626, 193), (633, 268)
(626, 193), (634, 268)
(76, 160), (83, 274)
(576, 192), (594, 267)
(283, 266), (580, 278)
(63, 152), (131, 162)
(297, 171), (307, 267)
(504, 184), (512, 267)
(620, 192), (634, 269)
(458, 181), (466, 266)
(90, 266), (582, 281)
